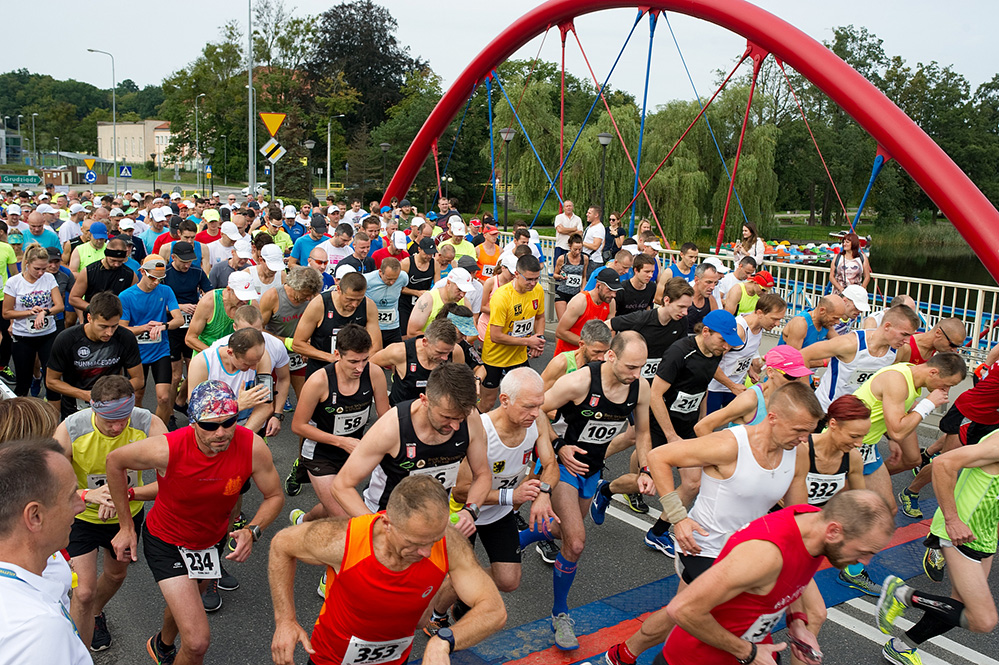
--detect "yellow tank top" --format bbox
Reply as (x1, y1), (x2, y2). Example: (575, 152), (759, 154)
(66, 408), (152, 524)
(855, 363), (918, 447)
(423, 288), (465, 332)
(77, 242), (105, 271)
(737, 282), (759, 316)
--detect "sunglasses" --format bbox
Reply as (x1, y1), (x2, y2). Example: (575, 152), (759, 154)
(609, 217), (618, 221)
(772, 367), (803, 381)
(196, 415), (238, 431)
(940, 327), (962, 350)
(311, 259), (328, 266)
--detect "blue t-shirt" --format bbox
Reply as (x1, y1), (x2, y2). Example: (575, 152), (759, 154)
(368, 236), (384, 257)
(290, 234), (328, 265)
(283, 221), (306, 244)
(138, 228), (161, 254)
(321, 272), (335, 292)
(125, 257), (141, 278)
(164, 263), (212, 305)
(119, 283), (179, 364)
(23, 228), (61, 249)
(365, 271), (410, 330)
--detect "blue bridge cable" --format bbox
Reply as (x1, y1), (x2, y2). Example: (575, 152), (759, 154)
(517, 9), (645, 228)
(662, 12), (751, 232)
(491, 74), (566, 213)
(487, 77), (499, 222)
(630, 11), (658, 236)
(850, 153), (886, 233)
(429, 86), (477, 212)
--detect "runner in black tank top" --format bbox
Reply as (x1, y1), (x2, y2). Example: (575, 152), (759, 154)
(84, 260), (134, 302)
(805, 434), (852, 507)
(562, 362), (641, 477)
(400, 252), (435, 332)
(389, 337), (453, 406)
(686, 295), (712, 333)
(363, 398), (471, 511)
(301, 361), (375, 471)
(309, 290), (369, 373)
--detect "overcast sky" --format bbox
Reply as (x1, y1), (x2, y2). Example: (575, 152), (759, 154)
(6, 0), (995, 113)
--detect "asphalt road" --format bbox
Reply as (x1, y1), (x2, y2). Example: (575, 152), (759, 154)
(86, 333), (998, 665)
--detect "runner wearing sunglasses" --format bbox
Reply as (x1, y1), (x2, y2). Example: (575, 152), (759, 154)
(105, 380), (284, 665)
(893, 316), (968, 365)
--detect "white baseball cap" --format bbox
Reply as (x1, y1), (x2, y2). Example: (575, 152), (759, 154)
(170, 192), (182, 200)
(6, 204), (21, 216)
(181, 200), (195, 210)
(392, 230), (408, 250)
(841, 285), (871, 312)
(118, 219), (136, 231)
(501, 254), (519, 274)
(228, 271), (258, 300)
(38, 193), (50, 200)
(260, 244), (286, 272)
(212, 192), (220, 198)
(37, 203), (56, 215)
(109, 207), (124, 218)
(69, 203), (86, 215)
(702, 256), (730, 274)
(283, 205), (297, 219)
(233, 237), (253, 259)
(221, 221), (242, 241)
(334, 263), (356, 280)
(448, 219), (466, 236)
(151, 207), (169, 223)
(446, 267), (476, 293)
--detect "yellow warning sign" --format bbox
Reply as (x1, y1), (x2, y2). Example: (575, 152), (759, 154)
(259, 113), (287, 138)
(84, 158), (96, 170)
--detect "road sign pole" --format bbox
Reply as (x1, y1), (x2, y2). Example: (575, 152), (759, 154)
(271, 164), (275, 202)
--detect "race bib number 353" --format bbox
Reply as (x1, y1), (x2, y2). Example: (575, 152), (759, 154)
(342, 635), (413, 665)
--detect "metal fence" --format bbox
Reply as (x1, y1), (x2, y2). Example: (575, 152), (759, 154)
(501, 232), (999, 364)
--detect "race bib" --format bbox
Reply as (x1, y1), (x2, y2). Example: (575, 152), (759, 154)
(288, 352), (307, 372)
(806, 472), (847, 504)
(642, 358), (661, 379)
(494, 470), (528, 491)
(136, 330), (158, 345)
(377, 308), (397, 325)
(741, 609), (786, 643)
(511, 319), (534, 338)
(577, 419), (628, 445)
(411, 461), (461, 488)
(565, 274), (582, 288)
(334, 410), (369, 436)
(86, 469), (139, 490)
(860, 443), (879, 465)
(735, 357), (753, 375)
(178, 546), (221, 579)
(481, 264), (495, 277)
(849, 369), (878, 387)
(330, 330), (340, 353)
(180, 311), (193, 329)
(671, 390), (704, 415)
(342, 635), (413, 665)
(31, 315), (55, 332)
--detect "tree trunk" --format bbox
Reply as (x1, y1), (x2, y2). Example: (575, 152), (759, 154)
(808, 182), (817, 226)
(820, 183), (833, 226)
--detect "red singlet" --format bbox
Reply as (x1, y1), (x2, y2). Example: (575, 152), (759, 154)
(908, 335), (934, 365)
(662, 505), (823, 664)
(553, 291), (610, 355)
(310, 513), (448, 665)
(144, 425), (254, 550)
(956, 361), (999, 425)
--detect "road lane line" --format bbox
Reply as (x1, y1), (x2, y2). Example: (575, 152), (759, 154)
(606, 504), (654, 532)
(825, 607), (951, 665)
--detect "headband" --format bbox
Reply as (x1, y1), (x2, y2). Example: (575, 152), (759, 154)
(104, 248), (127, 259)
(91, 394), (135, 420)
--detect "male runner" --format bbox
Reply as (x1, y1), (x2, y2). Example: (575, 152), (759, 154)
(338, 230), (375, 274)
(292, 271), (381, 374)
(208, 236), (253, 290)
(371, 317), (462, 406)
(778, 296), (843, 364)
(268, 475), (507, 665)
(686, 262), (719, 332)
(614, 253), (657, 315)
(862, 294), (918, 330)
(406, 268), (475, 337)
(69, 220), (108, 272)
(68, 237), (136, 309)
(715, 255), (756, 309)
(553, 267), (618, 355)
(666, 242), (699, 284)
(366, 257), (410, 347)
(479, 254), (546, 411)
(541, 319), (611, 392)
(206, 221), (241, 270)
(724, 269), (774, 316)
(611, 277), (692, 383)
(399, 238), (438, 334)
(261, 265), (324, 400)
(893, 316), (967, 365)
(185, 271), (258, 353)
(106, 381), (284, 665)
(164, 242), (213, 420)
(56, 375), (167, 651)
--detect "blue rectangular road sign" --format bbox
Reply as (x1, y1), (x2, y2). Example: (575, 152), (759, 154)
(119, 165), (133, 178)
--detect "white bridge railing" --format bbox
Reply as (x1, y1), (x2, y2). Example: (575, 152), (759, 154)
(502, 232), (998, 365)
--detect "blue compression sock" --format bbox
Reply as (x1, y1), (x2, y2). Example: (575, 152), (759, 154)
(552, 554), (577, 616)
(846, 563), (865, 576)
(518, 519), (554, 549)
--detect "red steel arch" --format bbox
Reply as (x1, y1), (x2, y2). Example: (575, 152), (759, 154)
(384, 0), (999, 281)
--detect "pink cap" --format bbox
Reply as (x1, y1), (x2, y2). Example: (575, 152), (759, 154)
(765, 345), (813, 378)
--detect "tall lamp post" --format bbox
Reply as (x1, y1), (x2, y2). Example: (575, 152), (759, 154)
(87, 49), (116, 194)
(31, 113), (38, 168)
(207, 147), (215, 196)
(326, 114), (345, 194)
(151, 153), (158, 192)
(443, 174), (453, 200)
(54, 137), (60, 166)
(379, 142), (391, 190)
(220, 135), (227, 185)
(16, 115), (23, 163)
(303, 140), (317, 199)
(499, 127), (516, 231)
(246, 85), (256, 193)
(597, 132), (613, 225)
(194, 93), (205, 197)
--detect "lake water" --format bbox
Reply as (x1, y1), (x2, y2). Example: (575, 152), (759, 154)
(861, 250), (993, 287)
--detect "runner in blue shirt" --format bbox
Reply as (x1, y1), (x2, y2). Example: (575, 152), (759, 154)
(289, 216), (329, 266)
(364, 256), (409, 347)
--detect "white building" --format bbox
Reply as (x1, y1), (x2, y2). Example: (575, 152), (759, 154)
(97, 120), (175, 165)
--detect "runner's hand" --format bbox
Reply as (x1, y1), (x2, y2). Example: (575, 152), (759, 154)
(513, 478), (541, 505)
(111, 528), (138, 563)
(238, 384), (270, 410)
(557, 445), (589, 476)
(226, 528), (254, 562)
(788, 622), (823, 665)
(944, 516), (976, 546)
(673, 517), (708, 556)
(637, 473), (656, 496)
(272, 620), (315, 665)
(97, 503), (118, 521)
(886, 440), (903, 467)
(452, 510), (477, 538)
(265, 415), (282, 437)
(753, 642), (787, 664)
(526, 335), (545, 353)
(731, 383), (747, 395)
(927, 388), (950, 408)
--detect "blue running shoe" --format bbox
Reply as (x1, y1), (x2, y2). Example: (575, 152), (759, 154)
(29, 375), (41, 397)
(589, 481), (611, 525)
(644, 529), (675, 558)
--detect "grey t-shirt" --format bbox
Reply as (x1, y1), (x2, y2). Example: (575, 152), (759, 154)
(209, 260), (238, 291)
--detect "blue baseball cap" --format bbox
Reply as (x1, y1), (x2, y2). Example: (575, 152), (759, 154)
(701, 309), (745, 349)
(380, 205), (392, 213)
(90, 222), (109, 240)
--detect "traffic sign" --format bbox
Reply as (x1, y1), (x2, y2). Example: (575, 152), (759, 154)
(84, 170), (97, 184)
(259, 138), (286, 165)
(206, 172), (212, 180)
(205, 165), (212, 174)
(259, 112), (287, 138)
(0, 174), (42, 186)
(264, 165), (271, 175)
(84, 158), (96, 170)
(119, 165), (133, 178)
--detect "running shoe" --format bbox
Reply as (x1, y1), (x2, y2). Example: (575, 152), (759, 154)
(167, 415), (180, 432)
(218, 565), (239, 591)
(536, 539), (560, 564)
(515, 511), (529, 532)
(284, 458), (303, 497)
(604, 643), (636, 665)
(838, 567), (881, 596)
(284, 398), (294, 413)
(625, 492), (649, 514)
(923, 547), (946, 582)
(877, 575), (909, 634)
(290, 508), (306, 526)
(227, 515), (248, 551)
(882, 638), (922, 664)
(29, 375), (41, 397)
(201, 579), (222, 612)
(644, 529), (676, 558)
(90, 611), (111, 651)
(0, 366), (15, 386)
(590, 481), (611, 525)
(552, 613), (579, 650)
(898, 490), (922, 519)
(423, 612), (451, 637)
(146, 632), (176, 665)
(317, 570), (327, 599)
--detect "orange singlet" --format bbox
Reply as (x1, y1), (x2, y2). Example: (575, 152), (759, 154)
(476, 242), (500, 282)
(310, 513), (448, 665)
(554, 291), (610, 355)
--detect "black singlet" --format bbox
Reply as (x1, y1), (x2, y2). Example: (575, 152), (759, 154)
(84, 261), (134, 301)
(686, 295), (712, 333)
(561, 362), (640, 477)
(805, 434), (851, 507)
(308, 290), (369, 372)
(401, 256), (435, 315)
(306, 361), (375, 460)
(389, 337), (452, 406)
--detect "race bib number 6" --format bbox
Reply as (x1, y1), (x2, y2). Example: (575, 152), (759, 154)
(342, 635), (413, 665)
(178, 546), (221, 579)
(411, 461), (461, 488)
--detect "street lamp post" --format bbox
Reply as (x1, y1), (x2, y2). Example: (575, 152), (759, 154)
(194, 93), (205, 197)
(379, 142), (391, 190)
(151, 153), (158, 192)
(15, 115), (22, 163)
(31, 113), (38, 168)
(499, 127), (516, 232)
(220, 135), (227, 185)
(54, 137), (60, 166)
(303, 139), (317, 200)
(87, 49), (116, 194)
(246, 85), (256, 193)
(207, 146), (215, 196)
(597, 132), (613, 226)
(327, 114), (345, 194)
(443, 174), (454, 200)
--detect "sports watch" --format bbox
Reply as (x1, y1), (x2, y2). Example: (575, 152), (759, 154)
(463, 503), (481, 520)
(247, 524), (262, 542)
(539, 482), (553, 495)
(435, 627), (456, 653)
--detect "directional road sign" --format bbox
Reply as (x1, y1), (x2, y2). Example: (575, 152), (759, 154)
(84, 170), (97, 184)
(264, 165), (271, 175)
(119, 165), (133, 178)
(0, 174), (42, 186)
(259, 112), (287, 138)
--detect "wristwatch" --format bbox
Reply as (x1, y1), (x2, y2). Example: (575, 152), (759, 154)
(271, 412), (285, 421)
(539, 482), (553, 495)
(247, 524), (262, 542)
(435, 627), (456, 653)
(463, 503), (480, 520)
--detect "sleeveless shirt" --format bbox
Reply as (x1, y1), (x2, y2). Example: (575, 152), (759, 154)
(561, 362), (640, 477)
(553, 292), (610, 355)
(815, 330), (896, 411)
(389, 337), (451, 406)
(309, 290), (369, 373)
(805, 434), (851, 507)
(301, 362), (375, 465)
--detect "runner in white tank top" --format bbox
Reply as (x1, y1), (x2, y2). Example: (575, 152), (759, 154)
(205, 338), (259, 409)
(247, 266), (284, 298)
(814, 329), (896, 411)
(475, 413), (538, 525)
(707, 315), (762, 394)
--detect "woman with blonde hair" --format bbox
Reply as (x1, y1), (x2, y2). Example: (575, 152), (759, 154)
(0, 396), (60, 441)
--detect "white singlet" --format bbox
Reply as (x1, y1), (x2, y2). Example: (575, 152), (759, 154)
(814, 329), (896, 411)
(247, 266), (284, 298)
(207, 239), (234, 269)
(707, 315), (762, 394)
(476, 414), (537, 525)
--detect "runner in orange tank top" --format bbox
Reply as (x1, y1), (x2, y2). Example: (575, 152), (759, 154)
(269, 475), (506, 665)
(554, 268), (620, 355)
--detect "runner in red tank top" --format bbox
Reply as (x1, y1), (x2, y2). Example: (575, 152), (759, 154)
(269, 475), (506, 665)
(554, 269), (619, 355)
(106, 380), (285, 665)
(896, 317), (966, 365)
(604, 491), (895, 665)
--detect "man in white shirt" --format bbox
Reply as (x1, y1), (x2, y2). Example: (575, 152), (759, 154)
(207, 221), (242, 269)
(553, 199), (582, 265)
(0, 439), (91, 665)
(58, 203), (86, 245)
(715, 255), (757, 309)
(317, 222), (354, 272)
(342, 198), (367, 227)
(581, 205), (606, 273)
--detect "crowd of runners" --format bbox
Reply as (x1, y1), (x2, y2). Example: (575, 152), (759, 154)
(0, 186), (995, 665)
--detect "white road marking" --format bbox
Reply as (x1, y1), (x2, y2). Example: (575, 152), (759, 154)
(825, 606), (951, 665)
(606, 503), (655, 532)
(846, 598), (999, 665)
